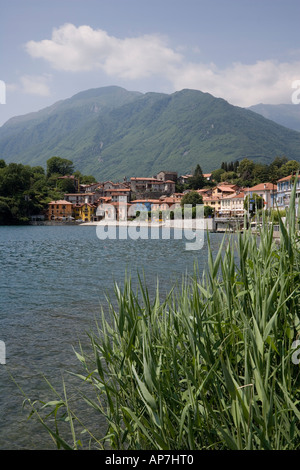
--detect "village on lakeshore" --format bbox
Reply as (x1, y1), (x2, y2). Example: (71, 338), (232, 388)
(44, 164), (300, 231)
(1, 154), (299, 230)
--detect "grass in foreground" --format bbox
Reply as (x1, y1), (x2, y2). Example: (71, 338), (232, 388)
(23, 185), (300, 450)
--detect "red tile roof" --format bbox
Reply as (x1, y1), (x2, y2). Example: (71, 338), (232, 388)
(222, 192), (245, 199)
(104, 188), (131, 192)
(48, 200), (73, 205)
(131, 177), (159, 181)
(244, 183), (276, 191)
(277, 174), (300, 182)
(216, 185), (236, 192)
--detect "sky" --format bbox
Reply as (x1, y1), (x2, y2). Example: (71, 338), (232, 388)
(0, 0), (300, 125)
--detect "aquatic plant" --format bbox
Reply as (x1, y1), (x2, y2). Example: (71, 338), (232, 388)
(24, 180), (300, 450)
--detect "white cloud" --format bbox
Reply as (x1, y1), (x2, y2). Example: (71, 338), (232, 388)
(24, 23), (300, 106)
(7, 75), (51, 96)
(173, 60), (300, 106)
(20, 75), (51, 96)
(25, 23), (182, 78)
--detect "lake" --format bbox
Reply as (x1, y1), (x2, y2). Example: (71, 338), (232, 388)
(0, 224), (225, 449)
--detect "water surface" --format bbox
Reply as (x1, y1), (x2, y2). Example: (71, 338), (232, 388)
(0, 224), (225, 449)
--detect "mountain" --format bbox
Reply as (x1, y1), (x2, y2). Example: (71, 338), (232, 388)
(249, 103), (300, 132)
(1, 86), (300, 181)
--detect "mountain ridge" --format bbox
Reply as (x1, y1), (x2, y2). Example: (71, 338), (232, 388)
(249, 103), (300, 132)
(1, 86), (300, 181)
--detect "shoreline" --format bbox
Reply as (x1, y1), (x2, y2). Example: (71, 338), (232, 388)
(80, 219), (209, 230)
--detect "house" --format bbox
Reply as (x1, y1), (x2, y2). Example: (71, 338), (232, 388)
(244, 183), (277, 210)
(220, 192), (245, 217)
(73, 203), (96, 222)
(159, 194), (182, 209)
(130, 177), (175, 195)
(99, 181), (131, 190)
(48, 200), (73, 221)
(276, 174), (300, 210)
(103, 187), (131, 202)
(64, 192), (98, 205)
(130, 177), (163, 192)
(128, 199), (161, 214)
(212, 184), (238, 198)
(196, 188), (213, 198)
(178, 174), (193, 185)
(79, 182), (101, 193)
(199, 184), (239, 215)
(96, 197), (131, 221)
(202, 195), (222, 215)
(156, 171), (178, 182)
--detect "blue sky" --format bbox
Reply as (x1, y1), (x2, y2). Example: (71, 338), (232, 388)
(1, 0), (300, 125)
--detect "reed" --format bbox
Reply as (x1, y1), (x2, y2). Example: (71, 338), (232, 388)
(25, 181), (300, 450)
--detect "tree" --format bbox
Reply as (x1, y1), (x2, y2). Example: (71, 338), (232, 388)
(0, 197), (12, 224)
(31, 166), (45, 176)
(57, 178), (77, 193)
(187, 164), (205, 190)
(252, 163), (270, 184)
(0, 163), (31, 197)
(233, 160), (239, 172)
(280, 160), (300, 177)
(47, 156), (74, 178)
(221, 162), (228, 171)
(270, 156), (288, 169)
(180, 191), (203, 207)
(237, 158), (255, 187)
(204, 205), (214, 217)
(73, 171), (97, 184)
(220, 171), (238, 183)
(211, 168), (225, 183)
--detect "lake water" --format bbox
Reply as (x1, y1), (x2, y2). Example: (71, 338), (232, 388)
(0, 224), (225, 449)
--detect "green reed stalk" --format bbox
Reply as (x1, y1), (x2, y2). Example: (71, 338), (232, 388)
(25, 180), (300, 449)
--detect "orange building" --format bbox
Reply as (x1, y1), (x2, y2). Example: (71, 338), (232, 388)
(48, 200), (73, 220)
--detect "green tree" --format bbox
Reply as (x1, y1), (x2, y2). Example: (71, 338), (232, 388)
(238, 158), (255, 183)
(180, 191), (203, 207)
(57, 178), (77, 193)
(220, 171), (238, 183)
(252, 163), (270, 184)
(233, 160), (239, 172)
(204, 205), (214, 217)
(280, 160), (300, 177)
(31, 166), (45, 177)
(46, 156), (74, 178)
(211, 168), (225, 183)
(270, 156), (288, 170)
(187, 164), (205, 190)
(74, 171), (97, 184)
(0, 163), (31, 197)
(0, 197), (12, 224)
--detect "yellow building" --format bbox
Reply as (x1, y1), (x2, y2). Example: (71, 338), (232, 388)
(73, 203), (96, 222)
(202, 195), (222, 215)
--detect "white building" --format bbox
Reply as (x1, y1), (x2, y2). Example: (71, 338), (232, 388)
(276, 174), (300, 211)
(220, 192), (245, 216)
(244, 183), (277, 210)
